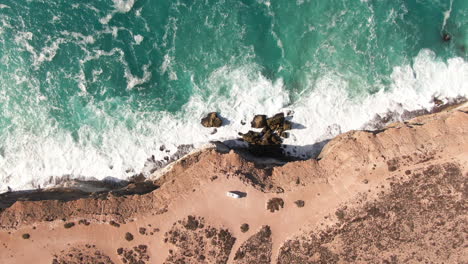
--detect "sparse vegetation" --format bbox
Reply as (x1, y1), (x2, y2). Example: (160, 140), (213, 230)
(294, 200), (305, 208)
(109, 221), (120, 228)
(267, 198), (284, 212)
(78, 219), (90, 226)
(240, 223), (250, 233)
(22, 233), (30, 239)
(64, 222), (75, 229)
(125, 232), (134, 241)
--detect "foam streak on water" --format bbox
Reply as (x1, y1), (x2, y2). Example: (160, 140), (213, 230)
(0, 0), (467, 192)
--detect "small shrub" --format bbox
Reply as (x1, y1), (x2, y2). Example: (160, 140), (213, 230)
(109, 221), (120, 228)
(125, 232), (134, 241)
(64, 222), (75, 229)
(22, 233), (30, 239)
(267, 198), (284, 212)
(240, 223), (249, 233)
(294, 200), (305, 208)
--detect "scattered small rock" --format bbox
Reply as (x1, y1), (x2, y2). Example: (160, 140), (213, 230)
(363, 179), (369, 184)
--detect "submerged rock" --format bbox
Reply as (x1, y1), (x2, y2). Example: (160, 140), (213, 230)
(201, 112), (223, 127)
(442, 33), (451, 42)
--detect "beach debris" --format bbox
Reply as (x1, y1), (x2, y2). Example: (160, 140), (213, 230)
(201, 112), (223, 127)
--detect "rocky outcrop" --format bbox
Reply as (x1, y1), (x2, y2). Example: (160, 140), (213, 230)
(251, 115), (267, 128)
(239, 112), (295, 158)
(201, 112), (223, 127)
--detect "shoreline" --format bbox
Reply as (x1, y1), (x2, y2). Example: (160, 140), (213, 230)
(1, 96), (465, 197)
(0, 100), (466, 263)
(0, 101), (467, 263)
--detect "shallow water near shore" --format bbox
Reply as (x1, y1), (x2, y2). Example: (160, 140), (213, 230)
(0, 0), (467, 192)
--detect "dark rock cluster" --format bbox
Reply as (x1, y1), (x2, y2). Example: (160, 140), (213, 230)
(239, 113), (292, 146)
(201, 112), (223, 128)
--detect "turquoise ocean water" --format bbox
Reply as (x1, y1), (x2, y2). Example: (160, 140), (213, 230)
(0, 0), (467, 191)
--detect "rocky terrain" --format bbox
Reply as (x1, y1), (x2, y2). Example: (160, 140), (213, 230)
(0, 102), (467, 263)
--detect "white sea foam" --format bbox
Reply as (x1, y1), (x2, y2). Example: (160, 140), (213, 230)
(0, 49), (467, 193)
(134, 34), (143, 45)
(100, 0), (136, 24)
(442, 0), (453, 31)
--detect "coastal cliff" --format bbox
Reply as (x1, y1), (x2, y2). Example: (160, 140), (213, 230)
(0, 103), (467, 263)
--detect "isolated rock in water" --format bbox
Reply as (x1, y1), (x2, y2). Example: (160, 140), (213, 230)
(442, 33), (451, 41)
(201, 112), (223, 127)
(251, 115), (267, 128)
(266, 113), (285, 130)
